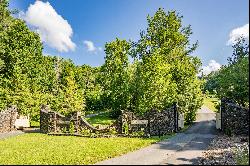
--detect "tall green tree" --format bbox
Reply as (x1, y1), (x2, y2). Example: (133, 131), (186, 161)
(205, 37), (249, 106)
(0, 1), (86, 120)
(133, 8), (203, 121)
(101, 38), (131, 117)
(58, 59), (85, 115)
(0, 0), (43, 117)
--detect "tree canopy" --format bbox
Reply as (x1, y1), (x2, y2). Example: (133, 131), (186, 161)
(204, 38), (249, 107)
(1, 2), (204, 124)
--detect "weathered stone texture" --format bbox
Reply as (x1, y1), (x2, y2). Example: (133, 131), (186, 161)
(40, 105), (113, 134)
(146, 108), (176, 136)
(118, 105), (178, 136)
(0, 106), (18, 133)
(221, 98), (249, 136)
(40, 105), (71, 133)
(40, 104), (178, 137)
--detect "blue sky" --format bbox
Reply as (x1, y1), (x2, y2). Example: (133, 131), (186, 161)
(9, 0), (249, 74)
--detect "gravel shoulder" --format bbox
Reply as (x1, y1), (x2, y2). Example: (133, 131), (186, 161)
(198, 134), (249, 165)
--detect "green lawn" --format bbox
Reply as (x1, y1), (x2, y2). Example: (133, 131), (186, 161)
(0, 133), (172, 165)
(203, 97), (219, 112)
(86, 112), (115, 126)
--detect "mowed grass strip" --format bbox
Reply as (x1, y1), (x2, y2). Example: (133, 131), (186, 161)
(85, 112), (115, 126)
(0, 133), (168, 165)
(203, 97), (219, 112)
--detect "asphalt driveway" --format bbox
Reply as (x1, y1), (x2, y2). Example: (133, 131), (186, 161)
(95, 106), (217, 165)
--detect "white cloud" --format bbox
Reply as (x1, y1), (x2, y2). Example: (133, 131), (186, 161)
(83, 40), (95, 51)
(227, 23), (249, 45)
(24, 1), (76, 52)
(83, 40), (102, 53)
(200, 60), (221, 76)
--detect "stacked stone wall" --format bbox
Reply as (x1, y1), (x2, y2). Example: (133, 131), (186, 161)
(0, 106), (18, 133)
(118, 104), (178, 136)
(221, 98), (249, 136)
(40, 104), (178, 137)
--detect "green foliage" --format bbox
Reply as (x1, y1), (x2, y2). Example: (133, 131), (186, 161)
(235, 144), (249, 165)
(75, 65), (103, 112)
(131, 9), (203, 120)
(131, 128), (145, 137)
(0, 3), (44, 118)
(204, 38), (249, 106)
(0, 2), (85, 119)
(80, 128), (91, 136)
(184, 109), (196, 124)
(101, 38), (131, 117)
(99, 9), (203, 125)
(62, 127), (67, 133)
(30, 121), (40, 127)
(122, 122), (129, 135)
(1, 3), (203, 126)
(69, 122), (75, 134)
(108, 127), (117, 135)
(59, 60), (85, 115)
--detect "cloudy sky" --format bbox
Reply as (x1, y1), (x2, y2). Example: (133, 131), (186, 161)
(9, 0), (249, 75)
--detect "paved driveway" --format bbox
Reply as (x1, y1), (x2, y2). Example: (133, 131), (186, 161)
(95, 106), (217, 165)
(0, 128), (40, 140)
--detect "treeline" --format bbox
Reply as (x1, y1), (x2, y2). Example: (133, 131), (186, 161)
(0, 1), (203, 123)
(204, 38), (249, 107)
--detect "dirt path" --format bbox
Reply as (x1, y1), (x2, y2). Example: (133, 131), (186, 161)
(95, 106), (217, 165)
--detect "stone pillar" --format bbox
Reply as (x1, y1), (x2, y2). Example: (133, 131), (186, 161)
(40, 104), (50, 133)
(0, 106), (18, 133)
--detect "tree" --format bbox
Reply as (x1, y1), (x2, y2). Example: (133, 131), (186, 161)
(0, 0), (43, 118)
(74, 65), (103, 112)
(101, 38), (131, 117)
(132, 8), (203, 121)
(58, 59), (85, 115)
(0, 1), (86, 120)
(205, 37), (249, 106)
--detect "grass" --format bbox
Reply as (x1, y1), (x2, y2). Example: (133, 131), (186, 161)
(30, 121), (40, 127)
(203, 96), (219, 112)
(0, 133), (173, 165)
(85, 112), (115, 126)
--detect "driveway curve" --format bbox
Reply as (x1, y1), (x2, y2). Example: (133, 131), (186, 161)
(95, 106), (217, 165)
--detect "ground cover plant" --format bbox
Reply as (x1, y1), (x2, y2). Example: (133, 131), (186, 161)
(0, 133), (173, 165)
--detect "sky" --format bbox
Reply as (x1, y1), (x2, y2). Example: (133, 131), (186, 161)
(9, 0), (249, 75)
